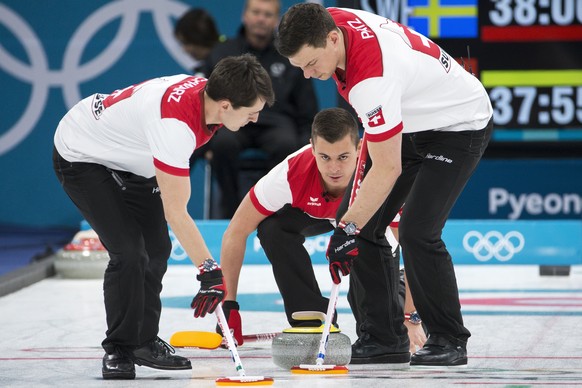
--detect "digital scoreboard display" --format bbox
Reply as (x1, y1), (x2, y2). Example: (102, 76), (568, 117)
(336, 0), (582, 141)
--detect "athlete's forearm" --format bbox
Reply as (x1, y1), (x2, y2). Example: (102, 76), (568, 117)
(220, 231), (247, 301)
(341, 162), (399, 227)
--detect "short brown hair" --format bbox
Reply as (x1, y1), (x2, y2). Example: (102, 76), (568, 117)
(311, 108), (359, 146)
(276, 3), (337, 57)
(206, 54), (275, 109)
(174, 8), (220, 49)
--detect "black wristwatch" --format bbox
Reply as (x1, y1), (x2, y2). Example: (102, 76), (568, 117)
(338, 220), (360, 236)
(405, 311), (422, 325)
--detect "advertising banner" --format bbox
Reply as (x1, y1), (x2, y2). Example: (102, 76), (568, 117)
(452, 159), (582, 220)
(166, 220), (582, 266)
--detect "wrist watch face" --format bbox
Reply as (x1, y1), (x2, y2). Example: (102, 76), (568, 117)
(409, 311), (422, 325)
(342, 222), (358, 236)
(201, 258), (217, 272)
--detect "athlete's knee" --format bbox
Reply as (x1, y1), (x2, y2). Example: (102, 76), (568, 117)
(105, 231), (155, 267)
(257, 217), (285, 246)
(150, 233), (171, 262)
(399, 217), (425, 250)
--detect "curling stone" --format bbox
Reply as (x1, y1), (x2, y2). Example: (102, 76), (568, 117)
(54, 229), (109, 279)
(271, 326), (352, 369)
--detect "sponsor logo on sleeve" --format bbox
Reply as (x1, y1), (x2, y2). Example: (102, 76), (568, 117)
(91, 93), (105, 120)
(366, 105), (385, 127)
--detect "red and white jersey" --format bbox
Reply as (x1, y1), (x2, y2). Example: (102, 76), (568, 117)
(250, 145), (343, 223)
(329, 7), (492, 143)
(250, 144), (403, 227)
(54, 75), (219, 178)
(390, 208), (402, 228)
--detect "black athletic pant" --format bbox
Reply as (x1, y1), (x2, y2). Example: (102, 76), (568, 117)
(53, 148), (171, 353)
(338, 121), (493, 349)
(256, 205), (334, 326)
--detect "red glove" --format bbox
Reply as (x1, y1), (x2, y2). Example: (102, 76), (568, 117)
(326, 227), (359, 284)
(216, 300), (244, 346)
(191, 259), (226, 318)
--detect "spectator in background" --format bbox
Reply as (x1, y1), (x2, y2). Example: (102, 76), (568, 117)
(202, 0), (319, 219)
(174, 8), (225, 170)
(174, 8), (223, 77)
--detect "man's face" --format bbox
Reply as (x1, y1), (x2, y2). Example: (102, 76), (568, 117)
(288, 34), (340, 81)
(243, 0), (279, 41)
(311, 134), (359, 195)
(221, 98), (266, 132)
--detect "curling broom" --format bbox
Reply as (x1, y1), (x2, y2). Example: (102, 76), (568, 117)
(170, 330), (279, 349)
(214, 304), (274, 386)
(290, 280), (347, 374)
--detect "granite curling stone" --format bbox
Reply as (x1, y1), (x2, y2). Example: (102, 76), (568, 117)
(54, 229), (109, 279)
(271, 326), (352, 369)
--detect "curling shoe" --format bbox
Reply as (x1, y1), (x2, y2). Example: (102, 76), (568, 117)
(350, 332), (410, 365)
(410, 335), (467, 367)
(133, 337), (192, 370)
(102, 347), (135, 380)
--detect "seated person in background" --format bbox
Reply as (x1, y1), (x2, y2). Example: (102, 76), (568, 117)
(202, 0), (318, 218)
(174, 8), (224, 168)
(217, 108), (426, 361)
(174, 8), (223, 77)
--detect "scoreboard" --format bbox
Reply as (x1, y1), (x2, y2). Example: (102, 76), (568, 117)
(336, 0), (582, 141)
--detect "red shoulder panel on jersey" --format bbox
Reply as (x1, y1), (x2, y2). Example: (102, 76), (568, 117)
(287, 147), (315, 182)
(161, 77), (206, 119)
(366, 121), (403, 142)
(161, 77), (216, 151)
(153, 158), (190, 177)
(328, 7), (383, 99)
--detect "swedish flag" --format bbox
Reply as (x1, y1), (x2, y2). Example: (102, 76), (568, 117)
(408, 0), (478, 38)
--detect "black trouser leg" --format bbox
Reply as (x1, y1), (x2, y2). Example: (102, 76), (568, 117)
(340, 136), (421, 348)
(122, 173), (171, 345)
(348, 234), (409, 350)
(257, 206), (333, 326)
(400, 121), (492, 345)
(53, 149), (170, 352)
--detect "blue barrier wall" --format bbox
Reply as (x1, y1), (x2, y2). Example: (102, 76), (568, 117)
(166, 220), (582, 266)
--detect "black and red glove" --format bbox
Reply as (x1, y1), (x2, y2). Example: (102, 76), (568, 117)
(326, 227), (359, 284)
(191, 258), (226, 318)
(216, 300), (244, 346)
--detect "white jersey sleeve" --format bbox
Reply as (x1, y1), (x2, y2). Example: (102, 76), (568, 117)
(147, 118), (196, 173)
(349, 75), (404, 141)
(251, 156), (293, 214)
(250, 146), (311, 214)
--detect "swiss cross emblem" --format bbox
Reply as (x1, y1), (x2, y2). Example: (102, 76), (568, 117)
(366, 105), (385, 127)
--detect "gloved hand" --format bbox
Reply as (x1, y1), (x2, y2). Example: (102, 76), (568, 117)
(215, 300), (244, 346)
(191, 258), (227, 318)
(326, 227), (359, 284)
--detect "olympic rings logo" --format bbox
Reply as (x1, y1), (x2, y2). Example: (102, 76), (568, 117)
(462, 230), (525, 262)
(0, 0), (193, 155)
